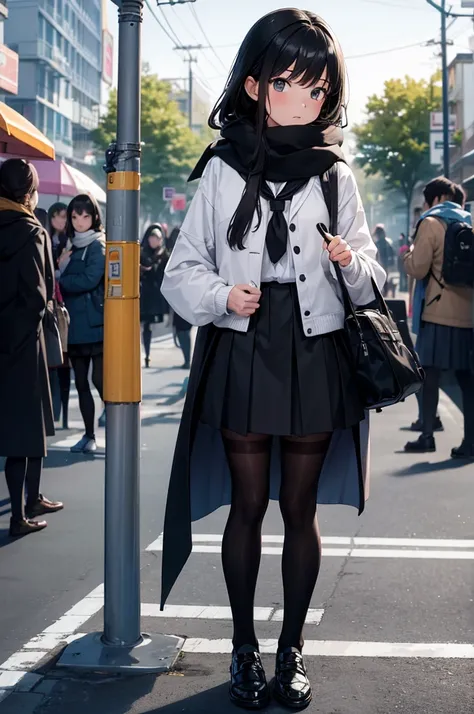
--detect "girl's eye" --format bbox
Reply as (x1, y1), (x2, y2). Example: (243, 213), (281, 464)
(272, 78), (288, 93)
(311, 87), (327, 101)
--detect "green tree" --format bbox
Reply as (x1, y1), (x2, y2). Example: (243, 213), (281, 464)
(353, 75), (441, 233)
(92, 67), (211, 219)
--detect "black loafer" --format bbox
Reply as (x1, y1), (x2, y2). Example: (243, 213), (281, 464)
(451, 442), (474, 460)
(229, 646), (269, 710)
(274, 647), (312, 710)
(404, 434), (436, 453)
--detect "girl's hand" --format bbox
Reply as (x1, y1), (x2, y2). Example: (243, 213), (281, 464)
(58, 250), (71, 268)
(228, 285), (261, 316)
(324, 235), (353, 267)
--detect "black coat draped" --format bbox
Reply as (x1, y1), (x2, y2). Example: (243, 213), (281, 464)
(0, 204), (55, 457)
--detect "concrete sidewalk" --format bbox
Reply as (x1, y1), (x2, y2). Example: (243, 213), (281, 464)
(1, 328), (472, 714)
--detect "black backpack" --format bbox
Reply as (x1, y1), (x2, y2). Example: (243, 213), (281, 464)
(439, 220), (474, 288)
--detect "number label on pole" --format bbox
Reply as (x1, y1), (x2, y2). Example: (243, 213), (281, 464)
(108, 246), (123, 297)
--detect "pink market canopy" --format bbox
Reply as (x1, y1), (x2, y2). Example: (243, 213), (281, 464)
(28, 159), (106, 204)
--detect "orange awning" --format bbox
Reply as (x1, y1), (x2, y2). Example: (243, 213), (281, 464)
(0, 102), (55, 160)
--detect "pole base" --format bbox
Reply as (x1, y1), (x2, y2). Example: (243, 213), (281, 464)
(57, 632), (184, 674)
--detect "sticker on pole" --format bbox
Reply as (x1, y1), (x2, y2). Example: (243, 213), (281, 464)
(108, 246), (123, 297)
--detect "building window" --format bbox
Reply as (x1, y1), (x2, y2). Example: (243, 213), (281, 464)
(37, 104), (45, 133)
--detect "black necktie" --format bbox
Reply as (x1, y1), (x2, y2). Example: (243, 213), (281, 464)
(260, 179), (308, 264)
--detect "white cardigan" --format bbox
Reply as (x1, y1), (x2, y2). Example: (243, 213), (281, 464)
(162, 158), (386, 337)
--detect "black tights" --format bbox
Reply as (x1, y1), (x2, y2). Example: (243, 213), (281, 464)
(221, 429), (331, 653)
(50, 367), (71, 426)
(142, 321), (153, 361)
(422, 367), (474, 442)
(5, 457), (42, 521)
(70, 354), (104, 439)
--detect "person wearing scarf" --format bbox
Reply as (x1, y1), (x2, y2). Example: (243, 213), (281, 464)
(0, 159), (63, 537)
(404, 177), (474, 458)
(59, 194), (106, 455)
(159, 9), (386, 710)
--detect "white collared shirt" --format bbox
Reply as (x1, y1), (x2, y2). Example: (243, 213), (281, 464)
(162, 158), (386, 337)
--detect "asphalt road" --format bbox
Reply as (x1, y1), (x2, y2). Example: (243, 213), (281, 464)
(0, 330), (473, 714)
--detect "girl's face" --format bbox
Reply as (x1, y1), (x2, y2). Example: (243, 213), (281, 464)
(71, 210), (93, 233)
(51, 210), (67, 233)
(148, 232), (163, 250)
(245, 64), (329, 127)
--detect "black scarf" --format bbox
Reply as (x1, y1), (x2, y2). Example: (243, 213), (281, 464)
(189, 119), (345, 264)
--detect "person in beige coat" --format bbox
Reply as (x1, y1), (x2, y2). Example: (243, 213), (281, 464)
(404, 177), (474, 458)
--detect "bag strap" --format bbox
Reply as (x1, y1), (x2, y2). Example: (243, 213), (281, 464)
(320, 165), (390, 320)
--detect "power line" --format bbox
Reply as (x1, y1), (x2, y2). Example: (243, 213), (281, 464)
(359, 0), (430, 9)
(346, 39), (432, 59)
(144, 0), (179, 47)
(188, 4), (228, 73)
(156, 3), (184, 47)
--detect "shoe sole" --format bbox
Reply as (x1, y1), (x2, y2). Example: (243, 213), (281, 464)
(404, 448), (436, 453)
(26, 506), (64, 518)
(9, 524), (47, 537)
(229, 690), (270, 710)
(273, 687), (312, 710)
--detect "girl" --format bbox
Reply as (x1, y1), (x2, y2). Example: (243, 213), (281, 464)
(0, 159), (63, 536)
(59, 194), (106, 454)
(140, 224), (169, 367)
(161, 9), (386, 710)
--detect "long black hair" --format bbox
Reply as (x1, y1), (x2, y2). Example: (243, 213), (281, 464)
(209, 9), (347, 250)
(66, 193), (103, 238)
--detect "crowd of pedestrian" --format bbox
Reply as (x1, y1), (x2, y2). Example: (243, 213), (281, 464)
(0, 156), (189, 537)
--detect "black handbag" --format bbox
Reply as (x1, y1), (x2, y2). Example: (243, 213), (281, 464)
(320, 166), (424, 410)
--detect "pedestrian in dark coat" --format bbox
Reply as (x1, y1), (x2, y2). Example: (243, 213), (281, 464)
(0, 159), (63, 537)
(59, 194), (106, 454)
(140, 224), (169, 367)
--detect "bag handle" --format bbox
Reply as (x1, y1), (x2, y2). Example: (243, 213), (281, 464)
(320, 166), (390, 320)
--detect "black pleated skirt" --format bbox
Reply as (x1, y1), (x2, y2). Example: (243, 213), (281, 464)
(199, 282), (364, 437)
(416, 321), (474, 371)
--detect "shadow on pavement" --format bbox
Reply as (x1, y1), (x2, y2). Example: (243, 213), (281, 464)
(44, 450), (102, 470)
(391, 458), (471, 477)
(141, 413), (183, 427)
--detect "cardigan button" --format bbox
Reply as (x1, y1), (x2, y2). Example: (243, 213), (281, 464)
(299, 274), (306, 282)
(307, 328), (312, 335)
(289, 223), (296, 232)
(304, 310), (310, 317)
(293, 246), (300, 255)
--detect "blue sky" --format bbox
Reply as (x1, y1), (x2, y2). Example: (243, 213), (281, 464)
(106, 0), (474, 128)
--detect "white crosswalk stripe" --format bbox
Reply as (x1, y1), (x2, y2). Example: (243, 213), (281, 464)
(146, 533), (474, 560)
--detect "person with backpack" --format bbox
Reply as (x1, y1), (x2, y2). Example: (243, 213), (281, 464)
(404, 177), (474, 458)
(159, 9), (386, 709)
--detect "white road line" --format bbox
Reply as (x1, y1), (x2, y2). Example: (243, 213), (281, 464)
(146, 534), (474, 551)
(146, 537), (474, 560)
(141, 604), (324, 624)
(182, 639), (474, 658)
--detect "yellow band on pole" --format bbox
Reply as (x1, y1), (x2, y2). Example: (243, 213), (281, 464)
(107, 171), (140, 191)
(104, 241), (141, 403)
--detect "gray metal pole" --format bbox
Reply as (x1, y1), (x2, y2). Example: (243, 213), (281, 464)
(57, 0), (183, 673)
(441, 0), (450, 178)
(102, 0), (142, 648)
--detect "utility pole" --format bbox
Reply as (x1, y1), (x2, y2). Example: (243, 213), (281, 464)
(426, 0), (474, 177)
(57, 0), (183, 673)
(174, 45), (202, 129)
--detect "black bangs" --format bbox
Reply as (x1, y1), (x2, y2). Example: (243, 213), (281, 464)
(269, 25), (328, 87)
(209, 10), (347, 131)
(268, 24), (346, 127)
(66, 193), (103, 237)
